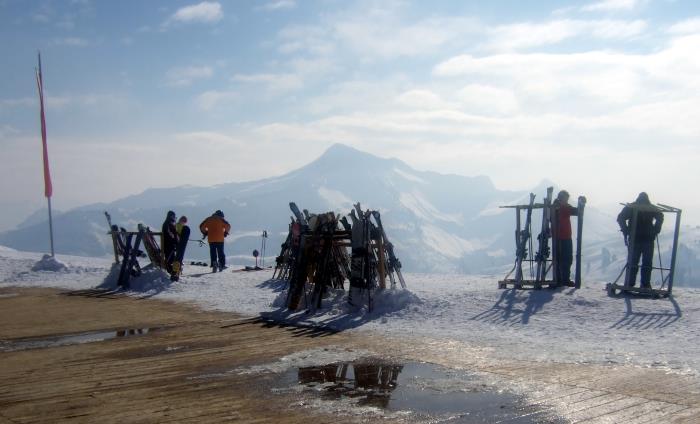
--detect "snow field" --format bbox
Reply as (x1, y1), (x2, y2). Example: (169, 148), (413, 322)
(1, 246), (698, 379)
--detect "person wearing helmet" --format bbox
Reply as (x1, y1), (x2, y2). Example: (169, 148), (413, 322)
(199, 210), (231, 272)
(617, 192), (664, 289)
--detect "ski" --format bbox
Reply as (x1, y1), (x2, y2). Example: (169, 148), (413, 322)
(514, 193), (536, 285)
(535, 187), (553, 283)
(371, 211), (405, 289)
(286, 202), (311, 309)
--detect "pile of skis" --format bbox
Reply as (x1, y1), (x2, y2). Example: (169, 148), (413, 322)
(274, 202), (406, 312)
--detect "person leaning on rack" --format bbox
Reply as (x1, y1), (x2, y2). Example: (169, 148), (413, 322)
(199, 210), (231, 272)
(552, 190), (580, 284)
(616, 192), (664, 289)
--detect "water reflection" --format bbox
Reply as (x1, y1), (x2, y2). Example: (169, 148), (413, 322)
(291, 360), (561, 423)
(298, 362), (403, 408)
(1, 327), (162, 352)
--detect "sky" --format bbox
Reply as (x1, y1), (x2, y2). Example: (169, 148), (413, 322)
(1, 0), (699, 232)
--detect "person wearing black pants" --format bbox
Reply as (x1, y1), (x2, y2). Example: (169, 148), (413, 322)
(617, 192), (663, 289)
(161, 210), (179, 275)
(553, 190), (579, 284)
(199, 210), (231, 272)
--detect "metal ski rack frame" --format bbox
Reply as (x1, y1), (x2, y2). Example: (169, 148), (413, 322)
(606, 203), (681, 299)
(498, 187), (586, 290)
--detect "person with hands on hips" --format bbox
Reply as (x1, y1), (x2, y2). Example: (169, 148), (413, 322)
(199, 210), (231, 272)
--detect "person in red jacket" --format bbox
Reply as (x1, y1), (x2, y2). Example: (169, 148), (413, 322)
(553, 190), (579, 284)
(199, 210), (231, 272)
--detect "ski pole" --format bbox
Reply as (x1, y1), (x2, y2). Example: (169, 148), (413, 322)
(657, 236), (666, 289)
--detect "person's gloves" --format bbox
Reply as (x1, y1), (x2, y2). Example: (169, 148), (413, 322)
(202, 231), (208, 237)
(224, 231), (229, 237)
(621, 228), (629, 246)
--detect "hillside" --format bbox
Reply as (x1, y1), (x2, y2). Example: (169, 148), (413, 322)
(2, 144), (698, 285)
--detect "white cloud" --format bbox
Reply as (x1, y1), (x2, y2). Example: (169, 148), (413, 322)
(50, 37), (90, 47)
(195, 90), (239, 110)
(259, 1), (296, 11)
(0, 95), (113, 110)
(0, 97), (34, 109)
(394, 90), (450, 110)
(484, 19), (647, 51)
(433, 51), (650, 104)
(276, 7), (479, 60)
(165, 66), (214, 86)
(668, 18), (700, 35)
(169, 2), (222, 24)
(0, 125), (20, 140)
(581, 0), (644, 12)
(456, 85), (519, 116)
(333, 16), (480, 59)
(232, 73), (303, 92)
(277, 26), (335, 55)
(173, 131), (243, 146)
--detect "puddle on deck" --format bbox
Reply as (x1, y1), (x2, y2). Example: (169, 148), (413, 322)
(279, 359), (562, 423)
(0, 327), (163, 352)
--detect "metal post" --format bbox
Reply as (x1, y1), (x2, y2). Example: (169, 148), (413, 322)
(667, 209), (682, 294)
(514, 206), (522, 283)
(624, 208), (638, 288)
(574, 196), (586, 289)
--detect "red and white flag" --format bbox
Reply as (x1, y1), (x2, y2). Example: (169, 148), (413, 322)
(36, 52), (53, 198)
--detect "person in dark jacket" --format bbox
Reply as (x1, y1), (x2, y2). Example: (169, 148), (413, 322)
(161, 210), (179, 274)
(199, 210), (231, 272)
(617, 192), (664, 289)
(171, 216), (191, 281)
(552, 190), (579, 284)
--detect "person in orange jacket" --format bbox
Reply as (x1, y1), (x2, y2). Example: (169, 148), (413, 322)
(199, 210), (231, 272)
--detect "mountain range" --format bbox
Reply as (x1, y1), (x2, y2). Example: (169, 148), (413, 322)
(2, 143), (698, 286)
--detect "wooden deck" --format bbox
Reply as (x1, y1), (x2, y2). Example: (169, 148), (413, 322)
(1, 287), (698, 423)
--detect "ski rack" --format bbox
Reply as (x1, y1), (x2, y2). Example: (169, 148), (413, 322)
(280, 202), (406, 313)
(498, 187), (586, 290)
(605, 203), (681, 299)
(105, 212), (166, 289)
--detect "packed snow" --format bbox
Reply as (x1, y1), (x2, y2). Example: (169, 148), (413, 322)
(1, 246), (699, 381)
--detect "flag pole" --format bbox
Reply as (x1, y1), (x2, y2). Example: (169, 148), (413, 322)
(36, 51), (55, 257)
(47, 196), (55, 257)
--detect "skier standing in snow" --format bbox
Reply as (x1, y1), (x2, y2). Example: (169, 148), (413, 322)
(552, 190), (580, 284)
(616, 192), (663, 289)
(199, 210), (230, 272)
(161, 210), (179, 275)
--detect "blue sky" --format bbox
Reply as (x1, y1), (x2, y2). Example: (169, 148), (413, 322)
(1, 0), (699, 231)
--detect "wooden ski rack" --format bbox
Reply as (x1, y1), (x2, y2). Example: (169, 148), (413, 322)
(605, 203), (681, 299)
(105, 211), (164, 289)
(277, 202), (406, 313)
